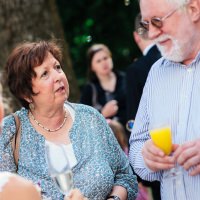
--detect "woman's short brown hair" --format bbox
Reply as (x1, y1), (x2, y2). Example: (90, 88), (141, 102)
(4, 41), (62, 109)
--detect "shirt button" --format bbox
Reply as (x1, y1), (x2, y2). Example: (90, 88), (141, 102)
(187, 68), (193, 72)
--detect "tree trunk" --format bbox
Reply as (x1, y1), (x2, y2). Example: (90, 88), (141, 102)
(0, 0), (80, 114)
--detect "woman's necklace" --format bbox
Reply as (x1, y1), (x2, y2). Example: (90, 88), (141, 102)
(29, 109), (68, 132)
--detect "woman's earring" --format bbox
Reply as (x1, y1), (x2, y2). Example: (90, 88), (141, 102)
(29, 102), (35, 110)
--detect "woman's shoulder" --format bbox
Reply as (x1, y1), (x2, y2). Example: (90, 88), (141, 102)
(68, 102), (105, 124)
(3, 107), (27, 128)
(69, 102), (100, 115)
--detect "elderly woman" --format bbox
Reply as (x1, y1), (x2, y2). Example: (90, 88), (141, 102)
(0, 85), (84, 200)
(0, 41), (137, 200)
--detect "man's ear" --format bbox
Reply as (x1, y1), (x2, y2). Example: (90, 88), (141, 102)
(188, 0), (200, 22)
(133, 31), (141, 44)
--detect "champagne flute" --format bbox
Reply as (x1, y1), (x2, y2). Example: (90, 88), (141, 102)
(45, 141), (73, 196)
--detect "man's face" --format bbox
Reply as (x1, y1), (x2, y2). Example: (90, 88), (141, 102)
(140, 0), (194, 63)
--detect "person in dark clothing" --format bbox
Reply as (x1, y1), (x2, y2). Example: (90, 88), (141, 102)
(80, 44), (127, 128)
(126, 13), (161, 200)
(126, 13), (161, 133)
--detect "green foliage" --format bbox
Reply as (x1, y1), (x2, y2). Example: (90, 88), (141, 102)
(56, 0), (141, 87)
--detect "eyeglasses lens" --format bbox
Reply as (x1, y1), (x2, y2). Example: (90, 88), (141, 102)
(140, 21), (149, 31)
(140, 17), (163, 31)
(151, 18), (163, 29)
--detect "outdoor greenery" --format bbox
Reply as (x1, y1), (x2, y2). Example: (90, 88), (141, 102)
(56, 0), (141, 88)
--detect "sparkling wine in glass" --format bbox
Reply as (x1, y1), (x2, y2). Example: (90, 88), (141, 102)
(45, 141), (73, 196)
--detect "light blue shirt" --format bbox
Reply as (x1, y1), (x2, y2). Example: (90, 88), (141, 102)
(129, 54), (200, 200)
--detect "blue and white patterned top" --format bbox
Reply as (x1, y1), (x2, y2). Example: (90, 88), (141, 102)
(129, 54), (200, 200)
(0, 103), (137, 200)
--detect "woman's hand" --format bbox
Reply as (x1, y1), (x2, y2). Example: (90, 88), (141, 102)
(174, 139), (200, 176)
(101, 100), (118, 118)
(142, 139), (176, 171)
(65, 189), (88, 200)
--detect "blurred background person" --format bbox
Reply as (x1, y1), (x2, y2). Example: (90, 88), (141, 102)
(0, 172), (41, 200)
(80, 44), (127, 130)
(0, 40), (137, 200)
(108, 119), (129, 156)
(126, 13), (161, 200)
(126, 13), (161, 136)
(0, 84), (4, 127)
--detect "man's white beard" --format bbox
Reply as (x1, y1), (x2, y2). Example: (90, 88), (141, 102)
(154, 34), (188, 63)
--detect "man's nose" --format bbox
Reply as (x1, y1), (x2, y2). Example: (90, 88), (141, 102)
(148, 24), (162, 40)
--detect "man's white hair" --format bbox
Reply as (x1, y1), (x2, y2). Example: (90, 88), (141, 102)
(138, 0), (190, 6)
(166, 0), (190, 6)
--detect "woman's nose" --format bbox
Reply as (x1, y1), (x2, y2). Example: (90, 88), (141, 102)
(53, 70), (61, 82)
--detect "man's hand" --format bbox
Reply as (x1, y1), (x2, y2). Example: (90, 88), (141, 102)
(174, 139), (200, 176)
(142, 139), (177, 171)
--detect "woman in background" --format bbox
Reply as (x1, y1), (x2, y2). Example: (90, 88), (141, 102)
(80, 44), (127, 128)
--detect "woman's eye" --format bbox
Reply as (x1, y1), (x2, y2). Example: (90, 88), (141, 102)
(41, 71), (48, 78)
(55, 64), (62, 70)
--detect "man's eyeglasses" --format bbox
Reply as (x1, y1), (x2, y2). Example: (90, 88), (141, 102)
(139, 6), (184, 33)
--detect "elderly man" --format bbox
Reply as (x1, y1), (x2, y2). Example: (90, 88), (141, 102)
(129, 0), (200, 199)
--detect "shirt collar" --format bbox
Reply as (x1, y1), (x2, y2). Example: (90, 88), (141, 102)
(162, 51), (200, 67)
(143, 43), (155, 56)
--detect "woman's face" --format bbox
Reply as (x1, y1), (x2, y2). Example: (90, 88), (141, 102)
(30, 52), (69, 109)
(91, 50), (113, 76)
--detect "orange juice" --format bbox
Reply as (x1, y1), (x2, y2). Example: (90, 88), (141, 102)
(150, 127), (172, 155)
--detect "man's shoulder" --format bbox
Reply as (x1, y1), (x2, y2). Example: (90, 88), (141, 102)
(128, 47), (161, 69)
(127, 55), (154, 73)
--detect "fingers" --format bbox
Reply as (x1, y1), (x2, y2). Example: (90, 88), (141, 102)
(144, 157), (175, 171)
(142, 140), (175, 171)
(102, 100), (119, 118)
(176, 146), (196, 166)
(190, 164), (200, 176)
(173, 141), (195, 159)
(173, 140), (200, 175)
(109, 100), (118, 111)
(183, 155), (200, 170)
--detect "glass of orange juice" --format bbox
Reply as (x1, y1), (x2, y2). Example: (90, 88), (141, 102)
(150, 125), (186, 199)
(150, 126), (172, 155)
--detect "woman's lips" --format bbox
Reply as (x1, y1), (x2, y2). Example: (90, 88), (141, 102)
(56, 86), (65, 93)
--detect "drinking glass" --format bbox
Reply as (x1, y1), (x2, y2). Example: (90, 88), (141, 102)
(45, 141), (73, 196)
(150, 126), (172, 155)
(149, 125), (187, 199)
